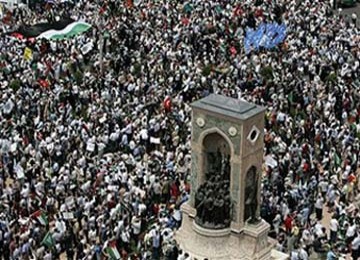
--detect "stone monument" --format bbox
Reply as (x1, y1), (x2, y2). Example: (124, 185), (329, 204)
(175, 94), (287, 260)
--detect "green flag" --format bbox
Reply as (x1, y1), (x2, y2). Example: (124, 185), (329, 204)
(288, 91), (294, 104)
(334, 153), (341, 167)
(215, 5), (222, 14)
(183, 3), (193, 13)
(32, 210), (48, 226)
(106, 240), (121, 259)
(41, 232), (55, 248)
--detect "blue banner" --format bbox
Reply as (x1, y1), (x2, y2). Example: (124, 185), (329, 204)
(244, 23), (287, 53)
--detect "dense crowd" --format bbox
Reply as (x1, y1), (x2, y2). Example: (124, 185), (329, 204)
(0, 0), (359, 259)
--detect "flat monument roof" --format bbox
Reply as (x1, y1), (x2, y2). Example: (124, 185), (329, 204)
(191, 94), (266, 121)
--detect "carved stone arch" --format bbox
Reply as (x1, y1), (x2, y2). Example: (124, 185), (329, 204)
(198, 127), (235, 156)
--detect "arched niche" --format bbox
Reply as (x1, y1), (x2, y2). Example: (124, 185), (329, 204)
(194, 129), (233, 229)
(196, 127), (235, 184)
(202, 132), (231, 180)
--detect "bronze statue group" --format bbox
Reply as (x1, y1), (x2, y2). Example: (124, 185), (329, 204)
(195, 173), (232, 229)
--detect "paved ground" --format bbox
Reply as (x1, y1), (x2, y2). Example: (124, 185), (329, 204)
(340, 2), (360, 15)
(339, 2), (360, 26)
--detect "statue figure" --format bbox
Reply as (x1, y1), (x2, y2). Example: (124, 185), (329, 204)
(213, 195), (225, 226)
(195, 189), (205, 219)
(207, 152), (216, 173)
(202, 192), (214, 224)
(195, 147), (232, 228)
(223, 155), (231, 177)
(214, 148), (222, 172)
(195, 173), (232, 228)
(224, 194), (231, 224)
(245, 167), (260, 224)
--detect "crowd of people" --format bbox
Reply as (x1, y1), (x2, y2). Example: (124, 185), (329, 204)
(0, 0), (359, 259)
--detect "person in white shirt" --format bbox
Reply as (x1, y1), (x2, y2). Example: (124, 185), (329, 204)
(314, 221), (324, 237)
(351, 232), (360, 260)
(131, 215), (142, 249)
(290, 249), (299, 260)
(329, 215), (339, 244)
(298, 245), (309, 260)
(121, 227), (130, 252)
(346, 221), (357, 246)
(272, 213), (282, 235)
(314, 195), (324, 220)
(43, 250), (52, 260)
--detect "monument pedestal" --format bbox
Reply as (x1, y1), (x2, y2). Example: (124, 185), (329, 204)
(175, 203), (277, 260)
(176, 95), (289, 260)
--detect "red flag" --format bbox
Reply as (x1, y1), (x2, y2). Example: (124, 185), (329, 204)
(28, 38), (36, 44)
(11, 33), (24, 40)
(38, 79), (50, 88)
(164, 96), (172, 112)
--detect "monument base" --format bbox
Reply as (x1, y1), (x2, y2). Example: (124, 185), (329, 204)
(175, 204), (285, 260)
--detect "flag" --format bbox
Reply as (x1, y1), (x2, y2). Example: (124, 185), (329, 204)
(23, 47), (33, 61)
(106, 240), (121, 260)
(163, 96), (172, 112)
(10, 18), (73, 38)
(80, 42), (94, 55)
(32, 210), (48, 226)
(183, 3), (193, 13)
(334, 153), (341, 167)
(11, 32), (24, 40)
(37, 21), (92, 40)
(38, 79), (50, 88)
(219, 43), (227, 54)
(288, 91), (293, 104)
(41, 232), (55, 248)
